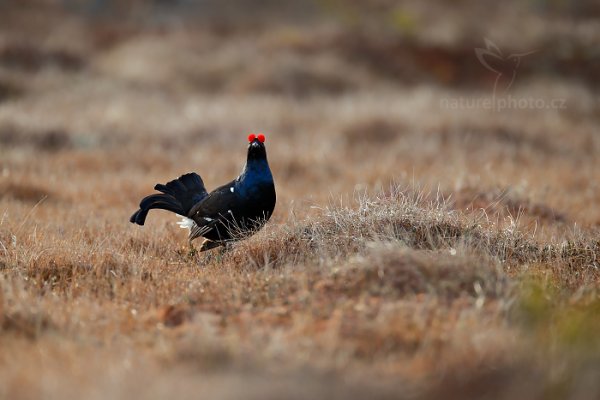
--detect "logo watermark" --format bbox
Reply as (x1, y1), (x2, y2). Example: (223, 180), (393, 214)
(440, 38), (567, 112)
(475, 38), (537, 95)
(441, 96), (567, 111)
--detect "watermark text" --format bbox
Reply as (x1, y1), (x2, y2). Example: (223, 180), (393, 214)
(440, 95), (567, 111)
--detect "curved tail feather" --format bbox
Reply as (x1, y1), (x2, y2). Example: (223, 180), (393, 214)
(130, 173), (208, 226)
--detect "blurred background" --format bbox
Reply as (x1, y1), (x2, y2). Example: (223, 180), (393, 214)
(1, 2), (600, 399)
(0, 0), (599, 229)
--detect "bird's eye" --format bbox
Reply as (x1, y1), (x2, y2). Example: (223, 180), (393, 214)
(257, 133), (265, 143)
(248, 133), (256, 142)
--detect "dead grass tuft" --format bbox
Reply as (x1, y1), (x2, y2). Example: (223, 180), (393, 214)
(24, 252), (133, 299)
(219, 188), (598, 291)
(323, 246), (509, 301)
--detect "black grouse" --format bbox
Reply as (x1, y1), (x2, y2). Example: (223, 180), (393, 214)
(130, 133), (276, 252)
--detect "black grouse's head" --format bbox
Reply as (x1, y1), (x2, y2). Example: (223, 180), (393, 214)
(247, 133), (268, 161)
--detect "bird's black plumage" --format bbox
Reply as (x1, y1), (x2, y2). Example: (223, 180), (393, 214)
(130, 136), (276, 251)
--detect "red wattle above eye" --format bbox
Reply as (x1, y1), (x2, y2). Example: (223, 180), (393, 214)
(248, 133), (256, 142)
(257, 133), (265, 143)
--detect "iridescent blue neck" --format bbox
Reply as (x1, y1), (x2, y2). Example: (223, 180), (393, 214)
(236, 158), (273, 190)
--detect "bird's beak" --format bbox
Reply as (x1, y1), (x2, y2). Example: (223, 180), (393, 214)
(250, 139), (261, 148)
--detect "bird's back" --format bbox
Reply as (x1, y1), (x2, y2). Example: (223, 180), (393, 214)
(188, 177), (275, 243)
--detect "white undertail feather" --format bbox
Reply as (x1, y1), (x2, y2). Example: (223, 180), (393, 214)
(177, 216), (195, 230)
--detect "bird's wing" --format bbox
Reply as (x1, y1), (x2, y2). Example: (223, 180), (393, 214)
(187, 181), (239, 241)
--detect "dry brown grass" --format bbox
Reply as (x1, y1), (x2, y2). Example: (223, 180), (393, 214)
(1, 1), (600, 399)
